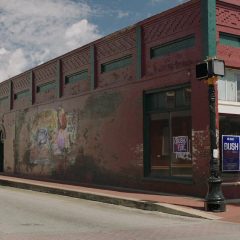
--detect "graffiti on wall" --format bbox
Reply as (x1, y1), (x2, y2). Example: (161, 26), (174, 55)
(29, 108), (77, 164)
(36, 128), (49, 146)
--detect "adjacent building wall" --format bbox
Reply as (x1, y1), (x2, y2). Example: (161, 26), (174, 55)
(216, 0), (240, 198)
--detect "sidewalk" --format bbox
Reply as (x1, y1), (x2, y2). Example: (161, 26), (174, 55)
(0, 175), (239, 223)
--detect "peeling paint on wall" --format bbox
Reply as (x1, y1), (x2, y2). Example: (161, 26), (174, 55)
(132, 143), (143, 166)
(81, 92), (122, 119)
(192, 128), (210, 179)
(29, 108), (77, 165)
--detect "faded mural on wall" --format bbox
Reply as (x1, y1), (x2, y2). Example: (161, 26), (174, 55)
(15, 91), (124, 181)
(29, 108), (77, 165)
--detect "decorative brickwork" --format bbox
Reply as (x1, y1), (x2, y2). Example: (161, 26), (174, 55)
(62, 48), (90, 76)
(142, 2), (201, 79)
(12, 74), (30, 92)
(96, 29), (136, 88)
(34, 61), (57, 85)
(217, 6), (240, 28)
(217, 3), (240, 68)
(0, 82), (9, 97)
(143, 4), (200, 44)
(33, 62), (57, 104)
(12, 74), (31, 110)
(96, 30), (136, 60)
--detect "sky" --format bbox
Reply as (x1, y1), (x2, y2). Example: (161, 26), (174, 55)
(0, 0), (189, 82)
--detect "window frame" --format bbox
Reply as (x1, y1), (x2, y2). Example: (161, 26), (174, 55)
(218, 68), (240, 103)
(143, 84), (192, 182)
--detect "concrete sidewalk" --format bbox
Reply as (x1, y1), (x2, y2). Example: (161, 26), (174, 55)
(0, 175), (239, 223)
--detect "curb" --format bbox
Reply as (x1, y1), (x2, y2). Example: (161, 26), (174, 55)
(0, 179), (220, 220)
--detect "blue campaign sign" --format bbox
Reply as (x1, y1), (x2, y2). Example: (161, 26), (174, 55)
(222, 135), (240, 172)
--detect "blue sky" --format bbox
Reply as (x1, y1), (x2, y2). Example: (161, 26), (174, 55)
(88, 0), (188, 36)
(0, 0), (188, 82)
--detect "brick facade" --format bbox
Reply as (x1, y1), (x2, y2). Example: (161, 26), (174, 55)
(0, 0), (239, 198)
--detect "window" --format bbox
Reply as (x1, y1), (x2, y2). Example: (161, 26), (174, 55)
(220, 33), (240, 48)
(144, 86), (192, 178)
(65, 70), (88, 84)
(37, 81), (56, 93)
(14, 90), (30, 100)
(218, 69), (240, 102)
(150, 35), (195, 58)
(101, 55), (132, 73)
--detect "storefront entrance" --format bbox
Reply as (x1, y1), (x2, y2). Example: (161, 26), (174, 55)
(144, 84), (192, 180)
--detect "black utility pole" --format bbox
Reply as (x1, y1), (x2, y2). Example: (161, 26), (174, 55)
(204, 78), (225, 212)
(196, 59), (226, 212)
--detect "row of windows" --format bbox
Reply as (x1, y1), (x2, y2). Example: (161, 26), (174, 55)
(7, 31), (239, 99)
(218, 69), (240, 102)
(218, 33), (240, 104)
(7, 34), (196, 100)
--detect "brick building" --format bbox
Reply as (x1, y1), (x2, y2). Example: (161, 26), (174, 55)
(0, 0), (239, 198)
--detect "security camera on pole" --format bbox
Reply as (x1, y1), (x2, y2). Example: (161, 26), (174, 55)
(196, 58), (226, 212)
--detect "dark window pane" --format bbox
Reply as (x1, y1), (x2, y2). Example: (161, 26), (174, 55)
(220, 115), (240, 136)
(150, 113), (170, 177)
(65, 70), (88, 85)
(166, 91), (175, 109)
(101, 55), (132, 73)
(176, 89), (184, 107)
(150, 35), (195, 58)
(184, 87), (191, 106)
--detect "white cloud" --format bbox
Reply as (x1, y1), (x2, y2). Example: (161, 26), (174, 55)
(65, 19), (101, 49)
(0, 48), (9, 55)
(0, 0), (102, 82)
(117, 10), (130, 19)
(0, 48), (28, 81)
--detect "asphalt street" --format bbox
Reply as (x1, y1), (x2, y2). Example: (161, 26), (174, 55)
(0, 186), (239, 240)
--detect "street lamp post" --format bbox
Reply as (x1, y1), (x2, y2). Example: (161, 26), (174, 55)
(196, 59), (226, 212)
(204, 78), (225, 212)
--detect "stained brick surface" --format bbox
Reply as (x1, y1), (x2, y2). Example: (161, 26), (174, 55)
(0, 0), (239, 197)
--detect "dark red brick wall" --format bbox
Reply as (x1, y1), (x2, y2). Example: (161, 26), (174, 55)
(0, 82), (10, 113)
(142, 1), (201, 81)
(1, 0), (239, 198)
(0, 0), (204, 197)
(96, 29), (136, 88)
(217, 0), (240, 68)
(62, 47), (91, 96)
(34, 61), (57, 104)
(12, 73), (30, 110)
